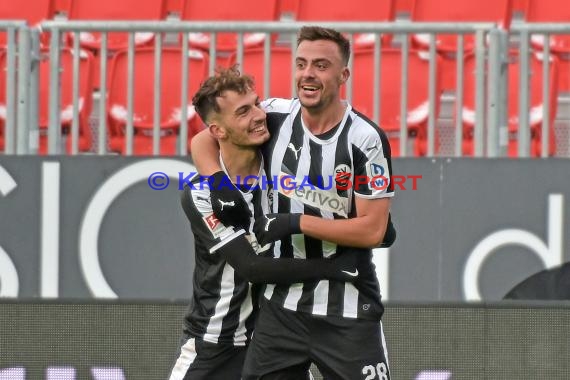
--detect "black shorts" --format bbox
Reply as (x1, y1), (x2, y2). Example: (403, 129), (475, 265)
(168, 333), (247, 380)
(243, 298), (390, 380)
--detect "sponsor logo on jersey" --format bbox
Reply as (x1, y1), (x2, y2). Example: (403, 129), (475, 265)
(276, 171), (349, 217)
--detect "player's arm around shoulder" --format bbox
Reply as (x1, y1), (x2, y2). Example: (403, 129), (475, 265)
(190, 128), (221, 176)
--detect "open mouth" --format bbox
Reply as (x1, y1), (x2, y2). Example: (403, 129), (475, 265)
(301, 85), (320, 93)
(251, 125), (266, 134)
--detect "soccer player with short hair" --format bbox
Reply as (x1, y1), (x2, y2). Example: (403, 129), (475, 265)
(191, 26), (394, 379)
(168, 67), (362, 380)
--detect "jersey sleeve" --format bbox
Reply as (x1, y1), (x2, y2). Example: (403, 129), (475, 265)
(180, 184), (246, 254)
(352, 131), (395, 199)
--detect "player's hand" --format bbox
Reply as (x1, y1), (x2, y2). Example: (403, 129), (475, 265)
(326, 252), (365, 283)
(253, 213), (302, 246)
(208, 171), (251, 230)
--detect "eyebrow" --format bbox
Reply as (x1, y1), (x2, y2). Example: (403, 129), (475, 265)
(233, 96), (260, 115)
(295, 57), (331, 65)
(234, 104), (251, 115)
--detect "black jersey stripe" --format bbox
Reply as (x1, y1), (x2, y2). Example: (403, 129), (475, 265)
(304, 138), (324, 260)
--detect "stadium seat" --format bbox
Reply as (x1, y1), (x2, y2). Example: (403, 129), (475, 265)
(67, 0), (167, 51)
(350, 48), (443, 156)
(0, 48), (94, 154)
(555, 57), (570, 93)
(294, 0), (395, 49)
(461, 51), (558, 156)
(279, 0), (299, 17)
(181, 0), (280, 52)
(107, 47), (208, 155)
(410, 0), (513, 54)
(0, 0), (55, 47)
(38, 49), (95, 153)
(526, 0), (570, 54)
(511, 0), (528, 17)
(227, 47), (294, 99)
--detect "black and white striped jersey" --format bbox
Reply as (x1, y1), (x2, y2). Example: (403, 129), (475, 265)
(260, 97), (394, 321)
(180, 161), (271, 346)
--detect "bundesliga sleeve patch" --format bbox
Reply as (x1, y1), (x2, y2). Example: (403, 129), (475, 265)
(203, 213), (231, 239)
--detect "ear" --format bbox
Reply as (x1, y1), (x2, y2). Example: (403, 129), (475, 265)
(339, 67), (350, 84)
(209, 122), (226, 140)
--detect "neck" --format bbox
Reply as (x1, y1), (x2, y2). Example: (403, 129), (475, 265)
(301, 99), (346, 135)
(219, 145), (260, 182)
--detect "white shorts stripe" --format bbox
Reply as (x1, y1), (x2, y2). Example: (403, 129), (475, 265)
(168, 338), (197, 380)
(380, 321), (390, 369)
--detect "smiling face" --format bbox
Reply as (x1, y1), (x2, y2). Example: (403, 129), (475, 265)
(295, 39), (349, 113)
(210, 88), (269, 149)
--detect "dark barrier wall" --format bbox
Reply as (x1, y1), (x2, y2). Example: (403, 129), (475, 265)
(0, 157), (569, 301)
(0, 301), (569, 379)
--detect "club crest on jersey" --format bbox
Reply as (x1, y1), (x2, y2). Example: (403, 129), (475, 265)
(366, 158), (390, 191)
(334, 164), (352, 188)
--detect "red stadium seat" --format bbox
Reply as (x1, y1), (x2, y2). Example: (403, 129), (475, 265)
(461, 51), (558, 156)
(107, 47), (208, 155)
(38, 49), (95, 153)
(410, 0), (513, 54)
(527, 0), (570, 54)
(181, 0), (280, 52)
(67, 0), (167, 51)
(227, 47), (294, 99)
(350, 48), (443, 156)
(0, 0), (55, 47)
(555, 58), (570, 93)
(295, 0), (395, 49)
(511, 0), (529, 16)
(0, 48), (94, 154)
(279, 0), (299, 17)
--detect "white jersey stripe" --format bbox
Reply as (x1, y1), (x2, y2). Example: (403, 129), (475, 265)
(311, 280), (330, 316)
(343, 283), (360, 318)
(203, 264), (237, 344)
(283, 283), (303, 311)
(234, 283), (254, 344)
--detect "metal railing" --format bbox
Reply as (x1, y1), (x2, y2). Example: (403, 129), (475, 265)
(509, 23), (570, 158)
(0, 21), (28, 154)
(3, 20), (550, 157)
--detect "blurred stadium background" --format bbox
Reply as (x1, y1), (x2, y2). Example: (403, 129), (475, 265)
(1, 0), (569, 379)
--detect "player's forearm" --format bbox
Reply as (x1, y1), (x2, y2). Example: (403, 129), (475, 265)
(219, 236), (347, 284)
(190, 129), (222, 175)
(300, 214), (387, 248)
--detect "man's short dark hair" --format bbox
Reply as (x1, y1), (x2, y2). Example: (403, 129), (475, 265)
(297, 25), (351, 66)
(192, 66), (254, 124)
